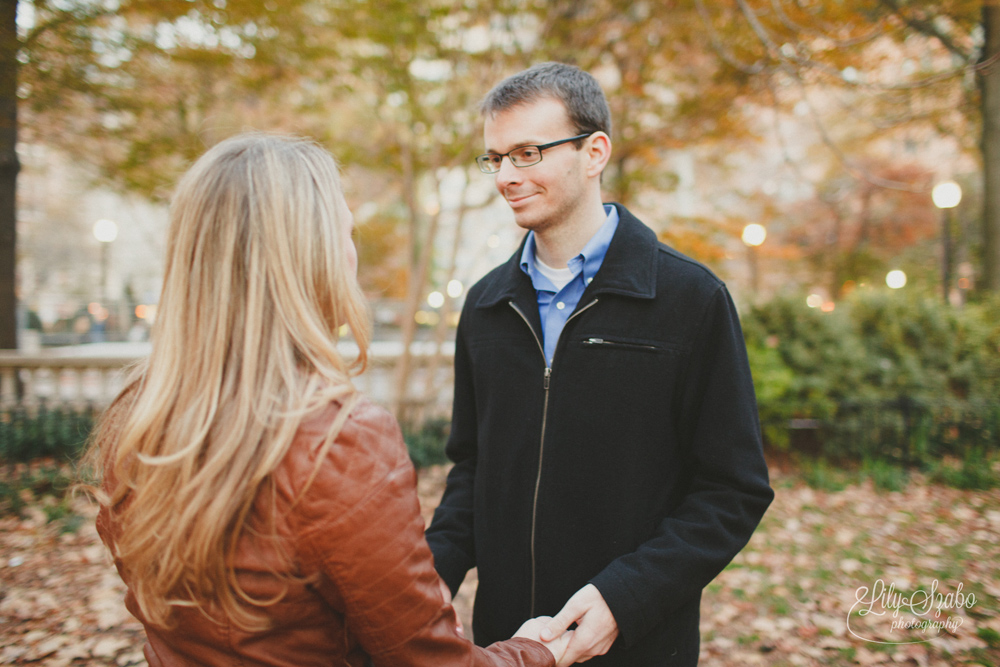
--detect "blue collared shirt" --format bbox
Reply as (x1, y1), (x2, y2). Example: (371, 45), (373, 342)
(520, 204), (619, 365)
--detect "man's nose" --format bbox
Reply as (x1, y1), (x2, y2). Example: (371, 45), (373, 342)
(495, 156), (522, 188)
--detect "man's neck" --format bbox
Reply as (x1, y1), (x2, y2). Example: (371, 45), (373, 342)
(533, 199), (609, 269)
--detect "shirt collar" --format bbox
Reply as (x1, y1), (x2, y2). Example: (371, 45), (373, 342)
(519, 204), (620, 287)
(475, 203), (660, 311)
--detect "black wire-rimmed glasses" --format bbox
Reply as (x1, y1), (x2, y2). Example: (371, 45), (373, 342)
(475, 133), (594, 174)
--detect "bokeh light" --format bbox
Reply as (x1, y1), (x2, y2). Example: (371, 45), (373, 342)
(93, 219), (119, 243)
(932, 182), (962, 209)
(741, 223), (767, 247)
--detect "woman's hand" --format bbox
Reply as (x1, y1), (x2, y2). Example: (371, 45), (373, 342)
(514, 616), (573, 665)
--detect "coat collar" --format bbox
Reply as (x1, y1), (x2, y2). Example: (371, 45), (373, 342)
(475, 203), (659, 310)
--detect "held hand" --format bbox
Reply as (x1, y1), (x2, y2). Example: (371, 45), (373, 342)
(437, 578), (465, 638)
(515, 616), (573, 665)
(540, 584), (618, 664)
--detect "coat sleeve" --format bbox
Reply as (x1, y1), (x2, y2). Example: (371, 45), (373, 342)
(292, 400), (553, 667)
(424, 313), (479, 596)
(589, 284), (774, 648)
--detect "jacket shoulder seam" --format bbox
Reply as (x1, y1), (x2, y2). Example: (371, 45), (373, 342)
(655, 244), (725, 288)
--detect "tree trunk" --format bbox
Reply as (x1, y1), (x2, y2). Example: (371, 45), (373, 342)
(391, 138), (421, 423)
(423, 180), (472, 404)
(393, 206), (441, 426)
(0, 0), (19, 349)
(391, 157), (442, 426)
(980, 3), (1000, 292)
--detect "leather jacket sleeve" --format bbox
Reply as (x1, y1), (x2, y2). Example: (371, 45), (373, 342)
(289, 399), (553, 667)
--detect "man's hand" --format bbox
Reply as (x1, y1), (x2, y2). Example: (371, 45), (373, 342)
(540, 584), (618, 664)
(514, 616), (573, 665)
(438, 578), (465, 638)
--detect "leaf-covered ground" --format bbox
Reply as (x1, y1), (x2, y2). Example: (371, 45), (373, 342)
(2, 463), (998, 666)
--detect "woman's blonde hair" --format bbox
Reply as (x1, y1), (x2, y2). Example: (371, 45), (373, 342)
(88, 133), (370, 630)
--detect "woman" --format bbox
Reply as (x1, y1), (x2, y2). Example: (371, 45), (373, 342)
(86, 134), (569, 667)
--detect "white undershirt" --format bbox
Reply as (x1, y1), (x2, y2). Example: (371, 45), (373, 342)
(535, 256), (575, 291)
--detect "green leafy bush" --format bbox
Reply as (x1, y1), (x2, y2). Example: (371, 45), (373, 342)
(744, 290), (1000, 463)
(798, 457), (852, 492)
(403, 417), (450, 469)
(925, 447), (1000, 490)
(0, 463), (77, 519)
(860, 457), (909, 493)
(0, 405), (95, 463)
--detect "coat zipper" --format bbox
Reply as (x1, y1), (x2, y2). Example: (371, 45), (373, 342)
(582, 337), (662, 352)
(508, 297), (599, 615)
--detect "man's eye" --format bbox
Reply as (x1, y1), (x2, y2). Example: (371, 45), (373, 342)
(518, 148), (539, 160)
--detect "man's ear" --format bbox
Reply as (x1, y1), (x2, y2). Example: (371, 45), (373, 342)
(585, 132), (612, 179)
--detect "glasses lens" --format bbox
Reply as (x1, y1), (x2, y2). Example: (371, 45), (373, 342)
(509, 146), (541, 167)
(476, 155), (501, 173)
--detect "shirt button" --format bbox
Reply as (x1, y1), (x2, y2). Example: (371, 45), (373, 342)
(587, 277), (593, 284)
(556, 302), (566, 310)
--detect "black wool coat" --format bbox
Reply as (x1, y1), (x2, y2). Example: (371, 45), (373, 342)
(426, 204), (774, 667)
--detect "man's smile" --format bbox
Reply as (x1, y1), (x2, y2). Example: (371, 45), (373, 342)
(505, 192), (538, 207)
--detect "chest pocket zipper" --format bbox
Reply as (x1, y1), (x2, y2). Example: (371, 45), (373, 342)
(582, 337), (664, 352)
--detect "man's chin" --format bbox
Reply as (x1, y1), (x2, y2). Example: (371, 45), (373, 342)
(512, 210), (544, 231)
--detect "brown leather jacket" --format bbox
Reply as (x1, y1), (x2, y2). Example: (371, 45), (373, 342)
(96, 395), (554, 667)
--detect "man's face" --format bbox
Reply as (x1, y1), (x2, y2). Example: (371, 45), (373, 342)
(483, 97), (590, 235)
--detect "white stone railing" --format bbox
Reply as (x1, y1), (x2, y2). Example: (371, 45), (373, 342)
(0, 354), (139, 411)
(0, 341), (455, 423)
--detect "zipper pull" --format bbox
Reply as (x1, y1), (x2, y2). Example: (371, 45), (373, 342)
(543, 367), (551, 390)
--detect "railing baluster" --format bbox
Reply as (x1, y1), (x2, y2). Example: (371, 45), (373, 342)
(0, 367), (15, 405)
(20, 367), (39, 412)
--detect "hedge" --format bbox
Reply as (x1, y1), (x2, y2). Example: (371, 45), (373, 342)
(743, 290), (1000, 461)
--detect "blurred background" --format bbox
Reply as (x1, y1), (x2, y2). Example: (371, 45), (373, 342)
(1, 0), (999, 429)
(0, 2), (999, 665)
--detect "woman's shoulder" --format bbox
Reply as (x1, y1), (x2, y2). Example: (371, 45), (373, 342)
(295, 393), (402, 456)
(281, 393), (410, 511)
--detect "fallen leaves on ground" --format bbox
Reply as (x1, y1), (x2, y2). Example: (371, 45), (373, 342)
(699, 468), (1000, 666)
(1, 464), (998, 666)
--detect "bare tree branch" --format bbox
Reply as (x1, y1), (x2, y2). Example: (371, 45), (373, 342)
(763, 75), (815, 187)
(22, 6), (117, 51)
(770, 0), (885, 49)
(732, 0), (1000, 96)
(878, 0), (972, 61)
(693, 0), (769, 75)
(791, 74), (927, 193)
(737, 0), (982, 93)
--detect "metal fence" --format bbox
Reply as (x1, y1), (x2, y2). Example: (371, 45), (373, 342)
(769, 397), (1000, 463)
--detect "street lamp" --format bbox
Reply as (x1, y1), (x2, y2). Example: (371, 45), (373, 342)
(93, 219), (118, 301)
(932, 182), (962, 304)
(741, 223), (766, 294)
(427, 291), (445, 309)
(886, 269), (907, 289)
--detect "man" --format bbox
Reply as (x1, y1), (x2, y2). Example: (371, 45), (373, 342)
(426, 62), (773, 667)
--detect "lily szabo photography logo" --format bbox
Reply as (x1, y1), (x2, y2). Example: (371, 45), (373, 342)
(848, 579), (976, 644)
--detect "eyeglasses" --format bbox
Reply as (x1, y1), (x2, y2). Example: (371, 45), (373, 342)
(475, 133), (594, 174)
